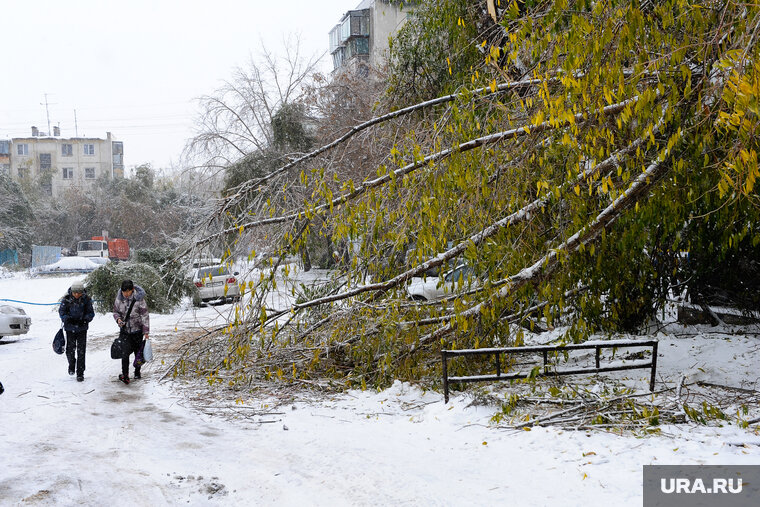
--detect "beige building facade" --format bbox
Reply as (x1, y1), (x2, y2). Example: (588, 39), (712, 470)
(7, 129), (124, 197)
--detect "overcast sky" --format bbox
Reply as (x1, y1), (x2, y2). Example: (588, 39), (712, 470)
(0, 0), (355, 173)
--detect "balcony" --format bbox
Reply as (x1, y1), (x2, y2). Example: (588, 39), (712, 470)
(329, 8), (370, 70)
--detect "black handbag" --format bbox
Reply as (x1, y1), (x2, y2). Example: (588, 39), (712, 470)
(111, 331), (127, 359)
(111, 299), (136, 360)
(52, 327), (65, 355)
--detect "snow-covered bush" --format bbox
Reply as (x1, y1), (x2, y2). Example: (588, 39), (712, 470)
(86, 262), (182, 314)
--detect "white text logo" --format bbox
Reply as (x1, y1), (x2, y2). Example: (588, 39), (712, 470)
(660, 478), (743, 494)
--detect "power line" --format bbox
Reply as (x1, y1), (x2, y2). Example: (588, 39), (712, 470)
(0, 100), (196, 114)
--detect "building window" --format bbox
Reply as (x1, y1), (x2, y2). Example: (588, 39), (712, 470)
(332, 49), (345, 70)
(329, 25), (341, 53)
(346, 37), (369, 59)
(17, 144), (28, 156)
(339, 10), (369, 42)
(85, 167), (95, 179)
(83, 144), (95, 155)
(62, 144), (73, 156)
(63, 167), (74, 180)
(40, 153), (52, 171)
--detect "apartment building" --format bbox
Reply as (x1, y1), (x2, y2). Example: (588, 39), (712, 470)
(329, 0), (410, 74)
(0, 140), (10, 176)
(8, 128), (124, 197)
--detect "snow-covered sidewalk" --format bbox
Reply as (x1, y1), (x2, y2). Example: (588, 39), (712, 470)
(1, 272), (758, 506)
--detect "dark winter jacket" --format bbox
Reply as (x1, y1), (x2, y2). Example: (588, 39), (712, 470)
(112, 285), (150, 335)
(59, 289), (95, 333)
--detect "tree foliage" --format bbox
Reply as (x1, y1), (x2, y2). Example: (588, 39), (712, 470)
(185, 38), (322, 181)
(86, 258), (187, 315)
(134, 247), (197, 306)
(27, 166), (204, 253)
(0, 175), (33, 251)
(386, 0), (486, 103)
(185, 0), (760, 390)
(181, 39), (332, 264)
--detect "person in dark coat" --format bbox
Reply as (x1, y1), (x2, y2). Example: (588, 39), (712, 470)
(112, 279), (150, 385)
(58, 281), (95, 382)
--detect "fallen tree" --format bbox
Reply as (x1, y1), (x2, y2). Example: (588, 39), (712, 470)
(178, 0), (760, 393)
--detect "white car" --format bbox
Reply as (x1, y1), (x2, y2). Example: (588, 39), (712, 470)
(406, 264), (477, 301)
(0, 305), (32, 339)
(193, 264), (241, 305)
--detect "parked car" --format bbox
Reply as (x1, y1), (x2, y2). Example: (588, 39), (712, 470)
(193, 264), (241, 305)
(185, 257), (223, 280)
(191, 258), (222, 269)
(406, 264), (478, 301)
(0, 305), (32, 339)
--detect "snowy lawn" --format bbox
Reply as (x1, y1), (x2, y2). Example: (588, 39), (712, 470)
(1, 270), (759, 506)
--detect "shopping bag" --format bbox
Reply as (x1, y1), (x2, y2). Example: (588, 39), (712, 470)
(133, 348), (144, 367)
(142, 339), (154, 363)
(52, 328), (65, 355)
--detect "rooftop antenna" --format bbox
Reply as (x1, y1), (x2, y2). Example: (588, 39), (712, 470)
(74, 109), (79, 137)
(40, 93), (56, 136)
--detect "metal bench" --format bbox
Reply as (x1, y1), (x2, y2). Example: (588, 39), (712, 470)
(441, 339), (659, 403)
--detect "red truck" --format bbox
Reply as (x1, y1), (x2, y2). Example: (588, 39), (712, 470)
(77, 236), (130, 261)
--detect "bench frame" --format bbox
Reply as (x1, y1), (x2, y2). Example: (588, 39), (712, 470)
(441, 340), (658, 403)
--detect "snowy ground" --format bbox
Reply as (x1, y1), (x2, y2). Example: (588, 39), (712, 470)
(1, 269), (759, 506)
